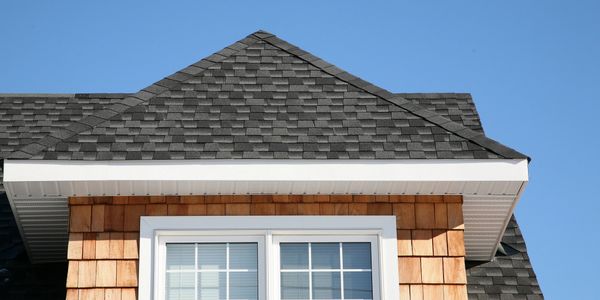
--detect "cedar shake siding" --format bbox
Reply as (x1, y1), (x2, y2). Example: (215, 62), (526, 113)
(66, 195), (467, 300)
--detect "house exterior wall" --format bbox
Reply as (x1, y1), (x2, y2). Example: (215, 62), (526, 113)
(65, 195), (467, 300)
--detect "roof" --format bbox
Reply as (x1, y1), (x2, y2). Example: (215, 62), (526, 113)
(0, 94), (127, 192)
(466, 216), (543, 299)
(5, 30), (527, 161)
(398, 93), (485, 134)
(0, 92), (484, 191)
(0, 93), (127, 158)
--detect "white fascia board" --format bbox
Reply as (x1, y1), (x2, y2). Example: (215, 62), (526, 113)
(4, 159), (528, 183)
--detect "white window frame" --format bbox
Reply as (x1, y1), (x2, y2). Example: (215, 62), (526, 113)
(139, 216), (399, 300)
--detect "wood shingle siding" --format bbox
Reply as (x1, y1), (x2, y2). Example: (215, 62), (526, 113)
(66, 194), (467, 299)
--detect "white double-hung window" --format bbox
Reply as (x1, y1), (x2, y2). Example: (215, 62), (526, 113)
(139, 216), (399, 300)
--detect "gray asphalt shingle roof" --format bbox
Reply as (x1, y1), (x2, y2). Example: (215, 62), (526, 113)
(6, 30), (527, 161)
(0, 94), (127, 192)
(466, 216), (543, 300)
(0, 94), (127, 158)
(399, 93), (485, 134)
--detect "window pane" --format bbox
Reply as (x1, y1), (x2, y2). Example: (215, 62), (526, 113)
(280, 243), (308, 269)
(342, 243), (371, 269)
(311, 243), (340, 269)
(198, 272), (226, 300)
(312, 272), (341, 299)
(343, 272), (373, 299)
(198, 243), (226, 270)
(166, 244), (195, 271)
(281, 272), (309, 299)
(166, 272), (195, 300)
(230, 243), (258, 270)
(230, 271), (258, 300)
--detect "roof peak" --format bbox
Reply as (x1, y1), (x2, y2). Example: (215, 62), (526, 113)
(251, 30), (275, 38)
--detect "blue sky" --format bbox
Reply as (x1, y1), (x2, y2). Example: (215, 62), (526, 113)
(1, 1), (598, 298)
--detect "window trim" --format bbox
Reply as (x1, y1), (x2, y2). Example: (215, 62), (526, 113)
(139, 216), (399, 300)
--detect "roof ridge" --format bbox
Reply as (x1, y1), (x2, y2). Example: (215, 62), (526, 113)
(0, 93), (132, 97)
(74, 93), (133, 98)
(8, 32), (264, 159)
(256, 32), (528, 160)
(395, 92), (472, 98)
(0, 94), (76, 98)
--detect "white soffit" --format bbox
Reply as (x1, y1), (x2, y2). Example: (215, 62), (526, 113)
(3, 159), (528, 262)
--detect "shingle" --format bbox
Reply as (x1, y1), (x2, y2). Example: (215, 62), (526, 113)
(466, 216), (543, 298)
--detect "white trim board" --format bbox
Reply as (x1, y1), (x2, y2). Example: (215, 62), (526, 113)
(2, 159), (529, 262)
(4, 159), (528, 183)
(139, 216), (399, 300)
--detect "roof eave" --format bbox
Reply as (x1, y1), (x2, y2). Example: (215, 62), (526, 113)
(4, 158), (528, 262)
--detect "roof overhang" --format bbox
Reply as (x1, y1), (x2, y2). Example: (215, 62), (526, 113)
(3, 159), (528, 262)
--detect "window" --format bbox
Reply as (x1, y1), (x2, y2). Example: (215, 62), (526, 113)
(140, 217), (399, 300)
(157, 235), (265, 300)
(275, 237), (379, 300)
(165, 243), (259, 300)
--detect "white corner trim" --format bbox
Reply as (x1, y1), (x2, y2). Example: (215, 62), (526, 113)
(4, 159), (528, 182)
(138, 216), (399, 300)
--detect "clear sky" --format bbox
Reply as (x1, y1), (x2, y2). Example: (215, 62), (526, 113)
(1, 1), (598, 298)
